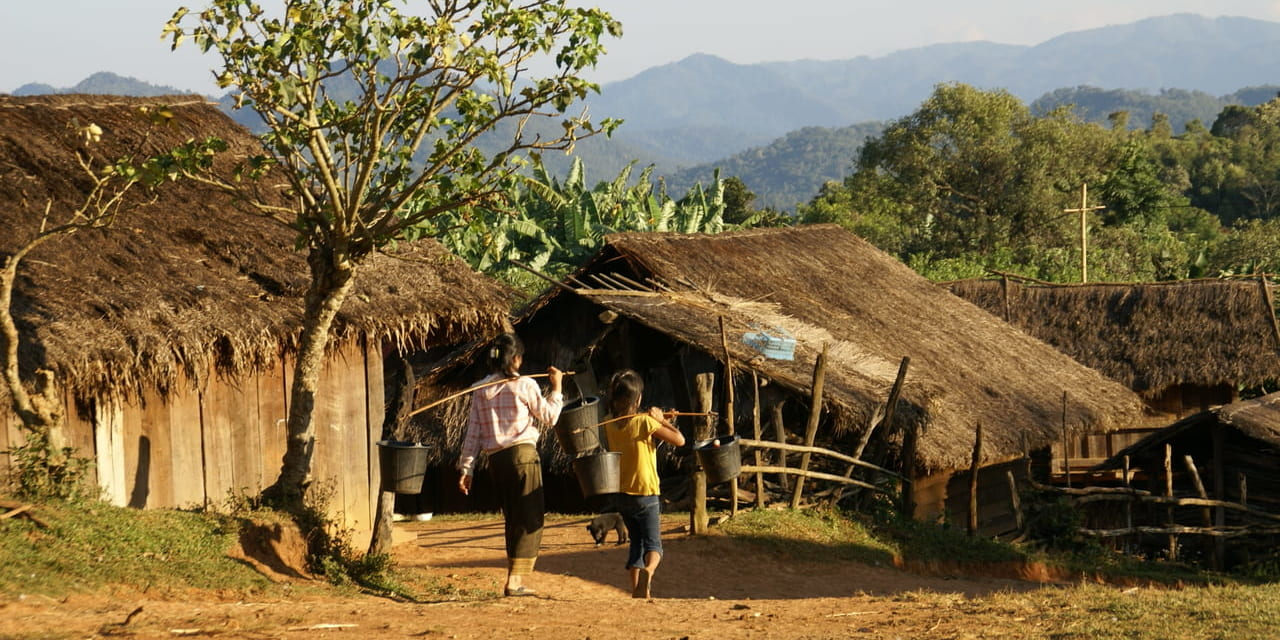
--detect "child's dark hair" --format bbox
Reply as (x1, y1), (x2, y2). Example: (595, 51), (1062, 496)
(607, 369), (644, 418)
(486, 333), (524, 377)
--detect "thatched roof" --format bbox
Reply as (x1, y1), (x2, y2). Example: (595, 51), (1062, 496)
(521, 225), (1144, 474)
(0, 94), (513, 400)
(944, 277), (1280, 396)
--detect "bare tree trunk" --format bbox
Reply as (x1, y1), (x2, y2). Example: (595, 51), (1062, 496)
(0, 259), (62, 435)
(274, 247), (357, 501)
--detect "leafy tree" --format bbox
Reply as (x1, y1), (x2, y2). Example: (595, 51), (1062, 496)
(164, 0), (620, 501)
(801, 83), (1120, 279)
(1207, 218), (1280, 275)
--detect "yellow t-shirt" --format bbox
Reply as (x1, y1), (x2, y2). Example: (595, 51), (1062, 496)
(605, 414), (661, 496)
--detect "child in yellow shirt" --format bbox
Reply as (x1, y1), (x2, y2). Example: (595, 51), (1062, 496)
(603, 370), (686, 598)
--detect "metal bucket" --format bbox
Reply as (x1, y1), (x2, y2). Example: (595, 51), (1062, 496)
(376, 440), (430, 494)
(554, 396), (602, 456)
(694, 434), (742, 485)
(572, 450), (621, 497)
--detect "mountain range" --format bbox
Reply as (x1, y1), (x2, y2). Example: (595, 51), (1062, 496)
(12, 13), (1280, 211)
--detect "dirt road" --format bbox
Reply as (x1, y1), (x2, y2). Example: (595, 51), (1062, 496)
(1, 515), (1060, 639)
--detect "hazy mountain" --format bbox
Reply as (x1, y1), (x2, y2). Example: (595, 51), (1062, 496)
(584, 13), (1280, 168)
(18, 14), (1280, 212)
(1031, 85), (1280, 131)
(12, 71), (196, 98)
(665, 122), (886, 212)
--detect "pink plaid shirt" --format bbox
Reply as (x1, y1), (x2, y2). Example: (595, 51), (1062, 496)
(457, 374), (563, 475)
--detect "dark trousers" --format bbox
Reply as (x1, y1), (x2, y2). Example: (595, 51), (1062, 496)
(488, 443), (544, 575)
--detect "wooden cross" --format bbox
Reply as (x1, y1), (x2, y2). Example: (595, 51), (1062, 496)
(1063, 184), (1106, 282)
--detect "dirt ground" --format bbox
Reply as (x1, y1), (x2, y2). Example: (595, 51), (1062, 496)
(0, 514), (1074, 639)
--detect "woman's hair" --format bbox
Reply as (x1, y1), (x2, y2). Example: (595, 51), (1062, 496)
(607, 369), (644, 418)
(486, 333), (524, 377)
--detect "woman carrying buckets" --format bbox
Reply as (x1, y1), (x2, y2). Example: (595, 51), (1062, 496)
(603, 369), (686, 599)
(457, 333), (563, 597)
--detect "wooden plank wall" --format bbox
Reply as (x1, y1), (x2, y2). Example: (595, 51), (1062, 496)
(0, 404), (21, 487)
(0, 337), (381, 537)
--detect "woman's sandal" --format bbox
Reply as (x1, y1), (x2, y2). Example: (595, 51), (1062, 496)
(504, 585), (537, 597)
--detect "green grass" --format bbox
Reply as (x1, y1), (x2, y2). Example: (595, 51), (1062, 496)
(0, 500), (277, 597)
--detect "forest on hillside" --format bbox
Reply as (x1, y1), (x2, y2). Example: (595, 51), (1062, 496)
(796, 83), (1280, 283)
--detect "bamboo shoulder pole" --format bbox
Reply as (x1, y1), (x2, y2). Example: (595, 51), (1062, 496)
(408, 371), (574, 417)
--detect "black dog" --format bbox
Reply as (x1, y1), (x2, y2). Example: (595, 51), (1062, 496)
(586, 512), (627, 546)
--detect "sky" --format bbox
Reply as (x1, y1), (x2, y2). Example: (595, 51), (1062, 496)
(4, 1), (1280, 96)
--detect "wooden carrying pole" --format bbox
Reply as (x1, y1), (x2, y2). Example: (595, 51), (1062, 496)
(408, 371), (575, 417)
(790, 344), (828, 509)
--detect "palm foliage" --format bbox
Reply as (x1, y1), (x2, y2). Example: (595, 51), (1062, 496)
(429, 157), (735, 294)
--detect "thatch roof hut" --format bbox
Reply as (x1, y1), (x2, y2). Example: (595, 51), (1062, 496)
(514, 225), (1141, 473)
(943, 277), (1280, 407)
(459, 226), (1145, 527)
(1089, 392), (1280, 551)
(0, 95), (512, 533)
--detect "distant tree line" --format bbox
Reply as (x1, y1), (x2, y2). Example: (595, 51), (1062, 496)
(798, 82), (1280, 282)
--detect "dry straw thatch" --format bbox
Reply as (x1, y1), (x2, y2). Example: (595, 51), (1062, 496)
(0, 94), (513, 402)
(944, 277), (1280, 396)
(525, 225), (1144, 473)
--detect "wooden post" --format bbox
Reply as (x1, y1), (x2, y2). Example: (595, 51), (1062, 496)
(1063, 183), (1105, 283)
(1123, 455), (1133, 551)
(1006, 470), (1023, 533)
(899, 422), (918, 518)
(834, 356), (910, 505)
(752, 371), (764, 509)
(1000, 274), (1011, 322)
(1184, 454), (1218, 570)
(968, 422), (982, 537)
(1061, 391), (1071, 489)
(368, 354), (416, 556)
(1183, 455), (1213, 527)
(691, 373), (714, 535)
(853, 356), (909, 461)
(771, 400), (788, 491)
(1165, 443), (1176, 561)
(1212, 426), (1226, 569)
(1260, 275), (1280, 349)
(790, 344), (828, 509)
(719, 316), (738, 517)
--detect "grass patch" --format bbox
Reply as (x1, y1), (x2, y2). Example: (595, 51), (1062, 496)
(716, 508), (899, 566)
(0, 500), (276, 597)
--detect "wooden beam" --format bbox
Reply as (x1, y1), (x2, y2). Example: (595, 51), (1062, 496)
(740, 465), (888, 492)
(738, 439), (904, 479)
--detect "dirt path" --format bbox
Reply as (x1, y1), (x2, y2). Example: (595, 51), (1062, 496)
(1, 515), (1060, 639)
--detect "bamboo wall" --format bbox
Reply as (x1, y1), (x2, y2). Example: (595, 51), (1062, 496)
(0, 338), (384, 539)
